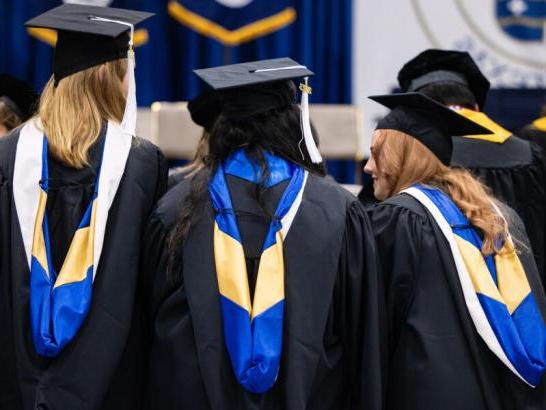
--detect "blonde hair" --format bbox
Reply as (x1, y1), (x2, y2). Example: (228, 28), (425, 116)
(38, 59), (127, 168)
(0, 99), (23, 131)
(372, 129), (508, 255)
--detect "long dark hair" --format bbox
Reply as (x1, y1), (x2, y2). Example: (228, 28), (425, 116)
(166, 103), (326, 282)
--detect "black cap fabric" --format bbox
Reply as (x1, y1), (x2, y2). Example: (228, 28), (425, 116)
(187, 89), (222, 131)
(397, 49), (490, 109)
(193, 58), (312, 120)
(194, 57), (313, 90)
(25, 4), (153, 84)
(0, 74), (39, 121)
(369, 92), (492, 165)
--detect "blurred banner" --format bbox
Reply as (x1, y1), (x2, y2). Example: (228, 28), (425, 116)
(354, 0), (546, 156)
(166, 0), (296, 46)
(0, 0), (352, 107)
(0, 0), (355, 181)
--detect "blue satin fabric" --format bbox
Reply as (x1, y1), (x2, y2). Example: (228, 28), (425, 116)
(209, 149), (304, 393)
(415, 184), (546, 387)
(30, 137), (104, 357)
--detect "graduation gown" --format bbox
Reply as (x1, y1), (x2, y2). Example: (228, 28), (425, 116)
(519, 121), (546, 158)
(0, 125), (168, 410)
(451, 135), (546, 285)
(142, 170), (386, 410)
(367, 193), (546, 410)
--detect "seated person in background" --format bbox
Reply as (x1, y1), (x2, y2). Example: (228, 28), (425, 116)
(519, 105), (546, 155)
(366, 92), (546, 410)
(397, 49), (546, 287)
(0, 74), (38, 137)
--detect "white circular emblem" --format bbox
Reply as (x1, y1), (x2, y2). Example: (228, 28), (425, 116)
(411, 0), (546, 87)
(215, 0), (254, 8)
(63, 0), (113, 6)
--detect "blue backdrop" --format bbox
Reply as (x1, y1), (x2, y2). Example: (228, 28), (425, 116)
(0, 0), (355, 181)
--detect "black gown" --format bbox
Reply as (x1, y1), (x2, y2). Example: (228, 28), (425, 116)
(367, 193), (546, 410)
(519, 122), (546, 158)
(450, 135), (546, 286)
(0, 125), (168, 410)
(142, 169), (386, 410)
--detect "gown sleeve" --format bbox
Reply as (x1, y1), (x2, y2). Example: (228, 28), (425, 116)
(366, 201), (431, 354)
(499, 202), (546, 408)
(338, 200), (386, 409)
(141, 209), (175, 336)
(153, 148), (169, 203)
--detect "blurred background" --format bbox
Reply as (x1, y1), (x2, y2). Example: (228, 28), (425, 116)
(1, 0), (545, 183)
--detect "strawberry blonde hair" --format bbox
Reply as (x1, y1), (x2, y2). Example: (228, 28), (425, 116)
(371, 129), (508, 255)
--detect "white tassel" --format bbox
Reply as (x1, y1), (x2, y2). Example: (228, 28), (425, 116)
(121, 47), (137, 136)
(299, 77), (322, 163)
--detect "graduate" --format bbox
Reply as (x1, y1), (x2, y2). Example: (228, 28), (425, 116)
(0, 4), (167, 409)
(0, 74), (38, 137)
(143, 58), (385, 409)
(396, 49), (546, 285)
(365, 92), (546, 409)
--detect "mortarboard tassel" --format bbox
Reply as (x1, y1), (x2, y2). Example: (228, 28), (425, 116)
(250, 65), (322, 164)
(299, 78), (322, 164)
(122, 38), (137, 136)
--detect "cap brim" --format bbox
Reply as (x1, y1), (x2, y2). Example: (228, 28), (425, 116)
(369, 92), (493, 136)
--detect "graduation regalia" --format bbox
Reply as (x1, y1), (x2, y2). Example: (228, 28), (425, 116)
(143, 168), (384, 410)
(0, 4), (167, 409)
(367, 193), (546, 410)
(395, 48), (546, 285)
(365, 92), (546, 410)
(0, 125), (167, 409)
(143, 58), (385, 410)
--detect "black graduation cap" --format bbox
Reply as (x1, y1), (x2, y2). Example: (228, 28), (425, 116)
(0, 74), (38, 121)
(369, 92), (492, 165)
(397, 49), (490, 109)
(193, 57), (323, 163)
(193, 57), (313, 120)
(187, 89), (222, 131)
(25, 4), (153, 84)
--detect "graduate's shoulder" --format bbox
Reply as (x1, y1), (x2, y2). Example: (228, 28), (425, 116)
(452, 133), (537, 169)
(129, 136), (166, 166)
(121, 136), (168, 190)
(151, 173), (194, 230)
(305, 172), (362, 210)
(370, 192), (430, 219)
